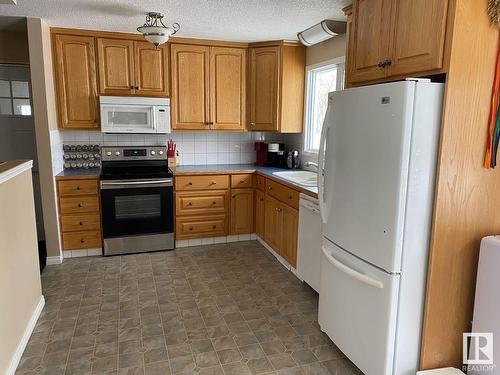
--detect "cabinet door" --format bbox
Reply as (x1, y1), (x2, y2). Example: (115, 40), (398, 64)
(171, 44), (210, 130)
(388, 0), (449, 77)
(210, 47), (246, 131)
(53, 34), (99, 129)
(134, 41), (169, 97)
(255, 190), (265, 238)
(230, 188), (254, 235)
(97, 38), (134, 95)
(348, 0), (392, 84)
(281, 204), (298, 268)
(264, 195), (282, 254)
(249, 47), (280, 131)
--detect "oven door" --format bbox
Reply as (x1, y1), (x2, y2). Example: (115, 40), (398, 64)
(100, 104), (156, 133)
(100, 179), (173, 239)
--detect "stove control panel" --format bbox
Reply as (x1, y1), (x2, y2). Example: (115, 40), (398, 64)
(101, 146), (168, 161)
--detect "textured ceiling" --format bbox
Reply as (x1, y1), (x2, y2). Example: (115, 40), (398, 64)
(0, 0), (350, 42)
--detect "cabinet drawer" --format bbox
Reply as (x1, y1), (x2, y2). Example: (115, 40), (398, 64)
(265, 179), (299, 209)
(231, 174), (254, 188)
(63, 230), (101, 250)
(58, 179), (98, 196)
(176, 191), (228, 216)
(61, 213), (101, 232)
(60, 195), (100, 214)
(175, 175), (229, 191)
(175, 215), (228, 239)
(256, 175), (266, 192)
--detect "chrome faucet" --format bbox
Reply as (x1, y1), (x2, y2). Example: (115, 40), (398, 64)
(304, 161), (319, 170)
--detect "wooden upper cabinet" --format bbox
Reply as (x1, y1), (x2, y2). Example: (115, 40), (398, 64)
(249, 43), (305, 133)
(134, 41), (169, 97)
(230, 188), (254, 235)
(171, 44), (210, 130)
(249, 46), (280, 131)
(97, 38), (169, 97)
(388, 0), (449, 77)
(349, 0), (392, 84)
(97, 38), (134, 95)
(53, 34), (99, 130)
(210, 47), (246, 131)
(346, 0), (451, 85)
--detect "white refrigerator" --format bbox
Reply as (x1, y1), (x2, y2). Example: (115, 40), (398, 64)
(317, 80), (444, 375)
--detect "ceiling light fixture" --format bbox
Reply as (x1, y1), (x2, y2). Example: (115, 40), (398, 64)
(137, 12), (180, 48)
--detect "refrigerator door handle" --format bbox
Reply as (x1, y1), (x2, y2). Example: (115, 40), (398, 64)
(318, 104), (332, 224)
(321, 246), (384, 289)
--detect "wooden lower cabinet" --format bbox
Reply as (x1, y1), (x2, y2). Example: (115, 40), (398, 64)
(255, 190), (265, 238)
(262, 182), (299, 267)
(281, 204), (298, 268)
(264, 195), (283, 253)
(57, 177), (102, 251)
(230, 188), (254, 235)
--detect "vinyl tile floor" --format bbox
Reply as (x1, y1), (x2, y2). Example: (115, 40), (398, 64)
(16, 240), (362, 375)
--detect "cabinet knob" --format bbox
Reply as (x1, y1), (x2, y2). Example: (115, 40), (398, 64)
(130, 85), (134, 89)
(188, 182), (193, 185)
(232, 195), (236, 198)
(212, 225), (217, 229)
(212, 201), (217, 205)
(378, 61), (386, 68)
(189, 227), (193, 231)
(80, 239), (85, 243)
(135, 86), (139, 90)
(386, 59), (392, 66)
(240, 180), (245, 184)
(187, 202), (192, 206)
(268, 186), (272, 190)
(210, 181), (217, 185)
(79, 221), (84, 226)
(250, 122), (255, 127)
(288, 195), (292, 199)
(78, 203), (83, 207)
(76, 186), (80, 190)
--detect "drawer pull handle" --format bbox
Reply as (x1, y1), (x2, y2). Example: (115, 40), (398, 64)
(79, 221), (84, 226)
(188, 182), (193, 185)
(268, 186), (272, 190)
(288, 195), (292, 199)
(210, 181), (217, 185)
(212, 201), (217, 205)
(212, 225), (216, 229)
(188, 202), (193, 206)
(76, 186), (81, 190)
(240, 180), (245, 184)
(78, 203), (83, 207)
(80, 239), (85, 243)
(189, 227), (194, 231)
(232, 195), (236, 198)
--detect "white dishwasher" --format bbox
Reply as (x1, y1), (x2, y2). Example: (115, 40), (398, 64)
(297, 193), (322, 292)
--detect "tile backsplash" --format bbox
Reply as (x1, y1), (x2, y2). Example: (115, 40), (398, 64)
(50, 130), (309, 175)
(54, 131), (259, 170)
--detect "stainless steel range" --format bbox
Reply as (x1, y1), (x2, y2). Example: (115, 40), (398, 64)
(100, 146), (174, 256)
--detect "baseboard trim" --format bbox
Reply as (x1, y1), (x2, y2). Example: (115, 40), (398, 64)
(7, 295), (45, 375)
(46, 255), (62, 265)
(256, 235), (291, 271)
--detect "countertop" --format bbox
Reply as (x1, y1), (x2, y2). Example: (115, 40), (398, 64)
(172, 164), (318, 197)
(0, 160), (33, 184)
(54, 164), (318, 197)
(55, 168), (101, 179)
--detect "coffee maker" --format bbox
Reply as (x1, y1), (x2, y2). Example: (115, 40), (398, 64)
(267, 143), (286, 167)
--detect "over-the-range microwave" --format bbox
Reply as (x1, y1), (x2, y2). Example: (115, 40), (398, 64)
(100, 96), (170, 134)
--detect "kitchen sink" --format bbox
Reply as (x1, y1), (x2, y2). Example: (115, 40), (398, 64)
(272, 170), (318, 187)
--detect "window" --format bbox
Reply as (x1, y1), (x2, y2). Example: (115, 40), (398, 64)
(303, 57), (345, 153)
(0, 79), (32, 116)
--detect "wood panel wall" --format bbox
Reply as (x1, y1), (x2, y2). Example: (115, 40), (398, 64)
(420, 0), (500, 369)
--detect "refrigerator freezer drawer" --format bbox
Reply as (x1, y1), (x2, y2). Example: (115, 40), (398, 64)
(318, 239), (400, 375)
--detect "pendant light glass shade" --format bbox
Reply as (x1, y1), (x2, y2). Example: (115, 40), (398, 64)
(137, 12), (180, 47)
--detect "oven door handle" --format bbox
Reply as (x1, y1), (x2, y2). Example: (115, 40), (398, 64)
(100, 179), (173, 189)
